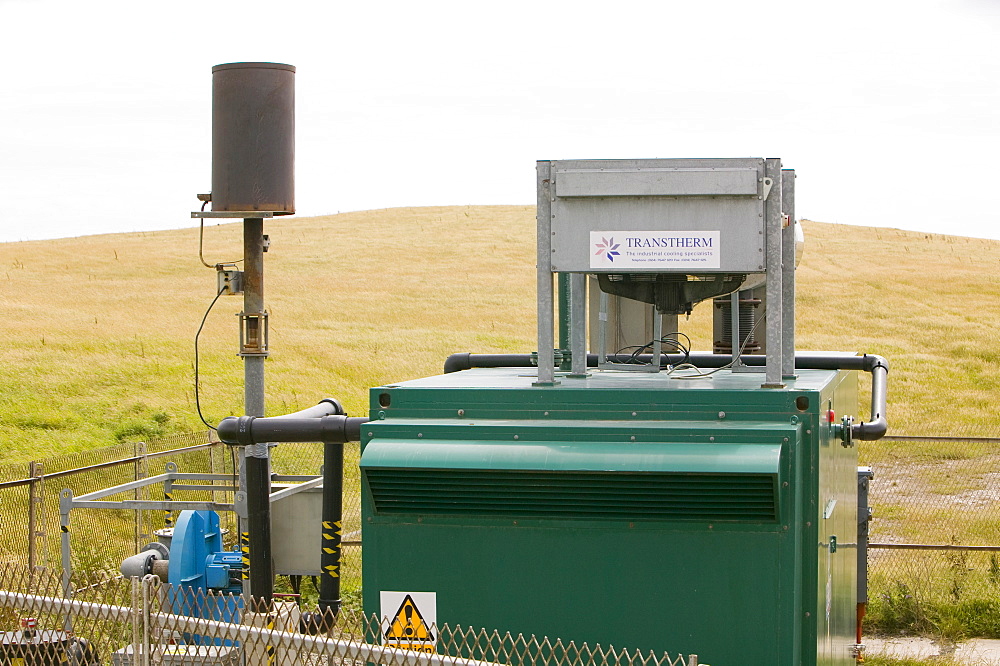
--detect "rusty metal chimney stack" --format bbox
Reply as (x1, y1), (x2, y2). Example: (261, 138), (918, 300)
(211, 62), (295, 215)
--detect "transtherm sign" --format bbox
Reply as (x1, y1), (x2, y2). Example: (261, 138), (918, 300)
(590, 231), (721, 270)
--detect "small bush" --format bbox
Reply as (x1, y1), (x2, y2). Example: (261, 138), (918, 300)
(951, 598), (1000, 638)
(112, 419), (163, 442)
(868, 582), (930, 635)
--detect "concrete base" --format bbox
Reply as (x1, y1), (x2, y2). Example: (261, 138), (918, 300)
(955, 639), (1000, 665)
(866, 637), (941, 661)
(867, 637), (1000, 664)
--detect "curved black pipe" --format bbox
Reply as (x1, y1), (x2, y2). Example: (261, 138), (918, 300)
(442, 352), (890, 441)
(444, 353), (534, 374)
(216, 400), (369, 622)
(855, 357), (888, 441)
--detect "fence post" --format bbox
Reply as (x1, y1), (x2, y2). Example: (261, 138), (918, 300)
(135, 442), (148, 550)
(131, 575), (142, 666)
(28, 461), (44, 570)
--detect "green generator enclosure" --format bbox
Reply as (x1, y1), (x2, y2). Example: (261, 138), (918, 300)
(362, 366), (859, 665)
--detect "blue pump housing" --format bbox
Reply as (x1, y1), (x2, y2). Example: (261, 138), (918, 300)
(167, 510), (242, 644)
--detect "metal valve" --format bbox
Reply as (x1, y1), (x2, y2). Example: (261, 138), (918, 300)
(840, 415), (855, 448)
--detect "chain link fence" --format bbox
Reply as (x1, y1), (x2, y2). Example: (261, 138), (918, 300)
(0, 433), (361, 600)
(861, 431), (1000, 635)
(1, 428), (998, 640)
(0, 564), (699, 666)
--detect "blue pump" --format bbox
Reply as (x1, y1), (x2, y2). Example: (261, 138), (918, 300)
(166, 510), (242, 644)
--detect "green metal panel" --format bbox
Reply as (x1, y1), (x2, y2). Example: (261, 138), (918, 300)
(361, 367), (858, 666)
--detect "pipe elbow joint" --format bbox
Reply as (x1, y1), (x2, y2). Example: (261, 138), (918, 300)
(444, 353), (472, 374)
(862, 353), (890, 374)
(217, 415), (255, 446)
(854, 418), (888, 441)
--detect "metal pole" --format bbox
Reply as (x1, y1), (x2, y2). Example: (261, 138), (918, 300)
(244, 218), (266, 417)
(243, 217), (272, 610)
(762, 159), (785, 388)
(535, 161), (557, 385)
(781, 169), (797, 379)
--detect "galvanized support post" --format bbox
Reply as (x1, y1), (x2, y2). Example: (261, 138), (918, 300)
(857, 468), (874, 609)
(130, 576), (141, 666)
(243, 217), (266, 419)
(28, 461), (43, 570)
(134, 441), (145, 551)
(568, 273), (588, 377)
(781, 169), (797, 379)
(762, 158), (785, 388)
(558, 274), (572, 371)
(59, 489), (73, 631)
(243, 216), (273, 610)
(162, 475), (174, 529)
(535, 161), (558, 385)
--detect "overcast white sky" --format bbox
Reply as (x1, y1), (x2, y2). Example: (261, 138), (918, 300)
(1, 0), (998, 243)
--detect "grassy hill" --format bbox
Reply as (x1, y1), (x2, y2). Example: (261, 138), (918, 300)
(1, 205), (998, 460)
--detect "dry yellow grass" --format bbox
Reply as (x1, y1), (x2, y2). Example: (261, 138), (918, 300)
(1, 206), (997, 460)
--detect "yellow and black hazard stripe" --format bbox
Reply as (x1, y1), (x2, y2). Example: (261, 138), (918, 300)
(240, 531), (250, 580)
(321, 519), (342, 578)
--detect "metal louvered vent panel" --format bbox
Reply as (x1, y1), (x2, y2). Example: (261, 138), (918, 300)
(366, 469), (777, 522)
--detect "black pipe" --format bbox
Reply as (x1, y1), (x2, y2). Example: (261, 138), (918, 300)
(856, 357), (888, 440)
(244, 453), (272, 611)
(444, 352), (887, 373)
(442, 352), (890, 441)
(319, 439), (343, 620)
(216, 401), (368, 624)
(217, 414), (368, 446)
(444, 353), (533, 374)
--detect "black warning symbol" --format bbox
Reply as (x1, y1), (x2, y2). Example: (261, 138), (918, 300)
(384, 594), (435, 652)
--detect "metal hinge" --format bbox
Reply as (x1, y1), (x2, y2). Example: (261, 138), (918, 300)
(761, 177), (773, 200)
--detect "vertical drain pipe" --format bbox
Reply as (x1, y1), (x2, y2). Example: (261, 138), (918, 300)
(216, 407), (367, 631)
(320, 439), (344, 619)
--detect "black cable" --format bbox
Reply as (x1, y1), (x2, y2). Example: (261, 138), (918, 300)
(194, 285), (227, 431)
(670, 309), (767, 379)
(199, 200), (243, 268)
(613, 331), (691, 366)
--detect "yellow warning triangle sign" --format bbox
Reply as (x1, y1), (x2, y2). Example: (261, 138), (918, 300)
(384, 595), (434, 642)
